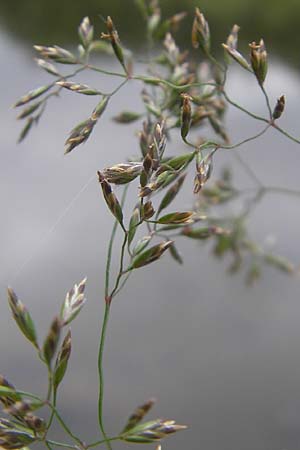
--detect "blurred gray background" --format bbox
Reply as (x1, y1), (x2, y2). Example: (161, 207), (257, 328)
(1, 1), (300, 450)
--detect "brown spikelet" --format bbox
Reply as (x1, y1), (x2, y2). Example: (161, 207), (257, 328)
(98, 172), (124, 226)
(7, 288), (38, 349)
(42, 317), (62, 367)
(123, 398), (156, 432)
(272, 95), (285, 120)
(121, 418), (187, 443)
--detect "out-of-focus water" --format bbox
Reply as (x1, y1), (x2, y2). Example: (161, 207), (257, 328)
(1, 25), (300, 450)
(1, 0), (300, 65)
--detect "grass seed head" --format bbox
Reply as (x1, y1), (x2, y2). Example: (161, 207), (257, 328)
(34, 45), (77, 64)
(103, 162), (143, 184)
(130, 241), (173, 269)
(78, 16), (94, 49)
(272, 95), (285, 120)
(54, 330), (72, 390)
(192, 7), (210, 52)
(60, 278), (87, 326)
(7, 288), (38, 349)
(180, 94), (192, 139)
(35, 58), (60, 76)
(98, 172), (124, 226)
(123, 398), (156, 432)
(222, 44), (251, 71)
(249, 39), (268, 85)
(56, 81), (99, 96)
(122, 418), (187, 443)
(14, 85), (51, 108)
(42, 317), (62, 367)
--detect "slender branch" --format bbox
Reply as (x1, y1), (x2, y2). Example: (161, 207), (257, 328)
(232, 151), (264, 187)
(239, 187), (266, 220)
(271, 122), (300, 145)
(42, 66), (87, 100)
(222, 86), (300, 146)
(45, 440), (78, 450)
(108, 79), (128, 97)
(46, 389), (57, 433)
(98, 186), (129, 449)
(133, 75), (218, 91)
(87, 436), (120, 449)
(264, 186), (300, 197)
(260, 84), (273, 119)
(221, 89), (269, 123)
(40, 66), (87, 93)
(14, 389), (82, 445)
(220, 124), (271, 150)
(47, 403), (83, 446)
(203, 48), (226, 73)
(104, 186), (129, 298)
(86, 64), (127, 78)
(110, 232), (128, 299)
(105, 223), (118, 298)
(98, 302), (112, 450)
(182, 136), (197, 150)
(97, 230), (128, 447)
(13, 389), (43, 402)
(113, 271), (132, 298)
(46, 368), (53, 402)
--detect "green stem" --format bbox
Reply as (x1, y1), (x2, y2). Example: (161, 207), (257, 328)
(45, 440), (78, 449)
(204, 49), (226, 73)
(260, 84), (273, 119)
(87, 436), (120, 449)
(113, 271), (132, 298)
(222, 89), (269, 123)
(108, 79), (128, 97)
(98, 186), (129, 448)
(264, 186), (300, 197)
(46, 389), (57, 432)
(97, 231), (128, 448)
(39, 66), (87, 94)
(232, 152), (264, 187)
(133, 75), (217, 91)
(220, 124), (271, 150)
(84, 64), (219, 93)
(104, 186), (129, 297)
(110, 233), (128, 299)
(98, 302), (112, 450)
(222, 86), (300, 147)
(182, 136), (197, 149)
(14, 389), (82, 445)
(239, 187), (266, 220)
(44, 439), (78, 450)
(49, 404), (83, 446)
(105, 222), (118, 298)
(42, 66), (87, 99)
(86, 64), (127, 78)
(14, 389), (44, 402)
(271, 122), (300, 145)
(46, 368), (53, 402)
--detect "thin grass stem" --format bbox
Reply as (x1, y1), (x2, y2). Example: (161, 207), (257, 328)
(87, 436), (120, 449)
(86, 64), (127, 78)
(271, 123), (300, 145)
(98, 186), (129, 449)
(260, 84), (273, 119)
(98, 302), (112, 450)
(222, 89), (269, 123)
(220, 124), (270, 150)
(46, 440), (78, 449)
